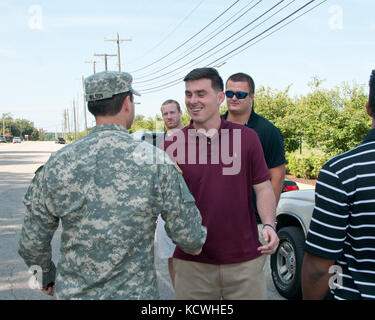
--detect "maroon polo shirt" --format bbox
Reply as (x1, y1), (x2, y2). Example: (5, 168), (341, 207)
(163, 118), (270, 265)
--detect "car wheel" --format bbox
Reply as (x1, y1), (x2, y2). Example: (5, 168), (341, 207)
(271, 226), (305, 299)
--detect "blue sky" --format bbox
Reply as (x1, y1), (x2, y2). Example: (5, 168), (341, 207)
(1, 0), (374, 132)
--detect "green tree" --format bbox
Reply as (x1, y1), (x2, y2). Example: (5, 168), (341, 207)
(38, 129), (45, 141)
(295, 79), (337, 152)
(129, 115), (163, 133)
(11, 119), (37, 138)
(181, 107), (191, 126)
(44, 132), (56, 141)
(0, 115), (41, 141)
(1, 113), (13, 137)
(321, 83), (369, 155)
(297, 79), (370, 156)
(255, 85), (301, 153)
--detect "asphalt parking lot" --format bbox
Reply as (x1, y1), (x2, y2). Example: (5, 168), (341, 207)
(0, 141), (292, 300)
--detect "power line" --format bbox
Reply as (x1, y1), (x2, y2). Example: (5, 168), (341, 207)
(139, 77), (185, 94)
(199, 0), (298, 68)
(135, 0), (289, 86)
(134, 0), (262, 81)
(137, 0), (314, 90)
(139, 0), (325, 94)
(129, 0), (206, 65)
(129, 0), (241, 74)
(207, 0), (319, 68)
(211, 0), (328, 68)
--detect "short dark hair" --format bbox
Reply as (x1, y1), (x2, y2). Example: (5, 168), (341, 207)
(161, 99), (181, 112)
(183, 67), (224, 92)
(88, 91), (133, 117)
(226, 73), (255, 94)
(369, 69), (375, 118)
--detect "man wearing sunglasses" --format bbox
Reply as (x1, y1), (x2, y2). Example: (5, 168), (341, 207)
(223, 73), (286, 226)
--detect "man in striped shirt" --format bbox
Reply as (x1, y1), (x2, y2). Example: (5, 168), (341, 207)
(302, 69), (375, 300)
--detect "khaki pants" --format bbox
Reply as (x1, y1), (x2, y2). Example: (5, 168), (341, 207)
(173, 255), (267, 300)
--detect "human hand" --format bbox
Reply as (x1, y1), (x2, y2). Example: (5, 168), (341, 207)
(192, 247), (202, 256)
(257, 226), (279, 255)
(42, 281), (55, 296)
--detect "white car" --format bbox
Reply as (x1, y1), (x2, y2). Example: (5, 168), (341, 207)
(13, 137), (21, 143)
(271, 189), (315, 300)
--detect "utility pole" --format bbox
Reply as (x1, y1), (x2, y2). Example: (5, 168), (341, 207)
(63, 110), (66, 140)
(67, 108), (71, 142)
(81, 76), (88, 135)
(105, 33), (132, 72)
(85, 60), (97, 74)
(65, 109), (67, 140)
(73, 100), (77, 141)
(94, 53), (116, 71)
(2, 112), (11, 137)
(76, 93), (80, 133)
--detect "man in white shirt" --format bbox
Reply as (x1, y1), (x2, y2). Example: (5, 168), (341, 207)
(157, 99), (184, 287)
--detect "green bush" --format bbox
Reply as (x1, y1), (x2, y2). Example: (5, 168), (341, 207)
(286, 153), (329, 179)
(310, 155), (329, 178)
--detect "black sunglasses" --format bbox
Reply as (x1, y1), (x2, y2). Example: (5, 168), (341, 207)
(225, 90), (250, 99)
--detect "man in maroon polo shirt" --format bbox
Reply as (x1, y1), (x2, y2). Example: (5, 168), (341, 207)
(163, 68), (279, 300)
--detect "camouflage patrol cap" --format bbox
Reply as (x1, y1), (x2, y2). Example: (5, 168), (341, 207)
(85, 71), (140, 102)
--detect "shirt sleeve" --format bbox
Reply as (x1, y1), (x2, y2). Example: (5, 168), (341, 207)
(18, 166), (59, 286)
(154, 161), (207, 255)
(304, 162), (349, 260)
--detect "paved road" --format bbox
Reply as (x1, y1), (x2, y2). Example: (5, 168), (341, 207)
(0, 141), (62, 299)
(0, 141), (285, 300)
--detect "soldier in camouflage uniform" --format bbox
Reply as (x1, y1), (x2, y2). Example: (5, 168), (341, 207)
(18, 71), (207, 300)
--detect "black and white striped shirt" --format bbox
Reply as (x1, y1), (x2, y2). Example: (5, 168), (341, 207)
(305, 128), (375, 300)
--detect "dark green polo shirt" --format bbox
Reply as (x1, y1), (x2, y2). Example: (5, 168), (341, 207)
(222, 109), (286, 222)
